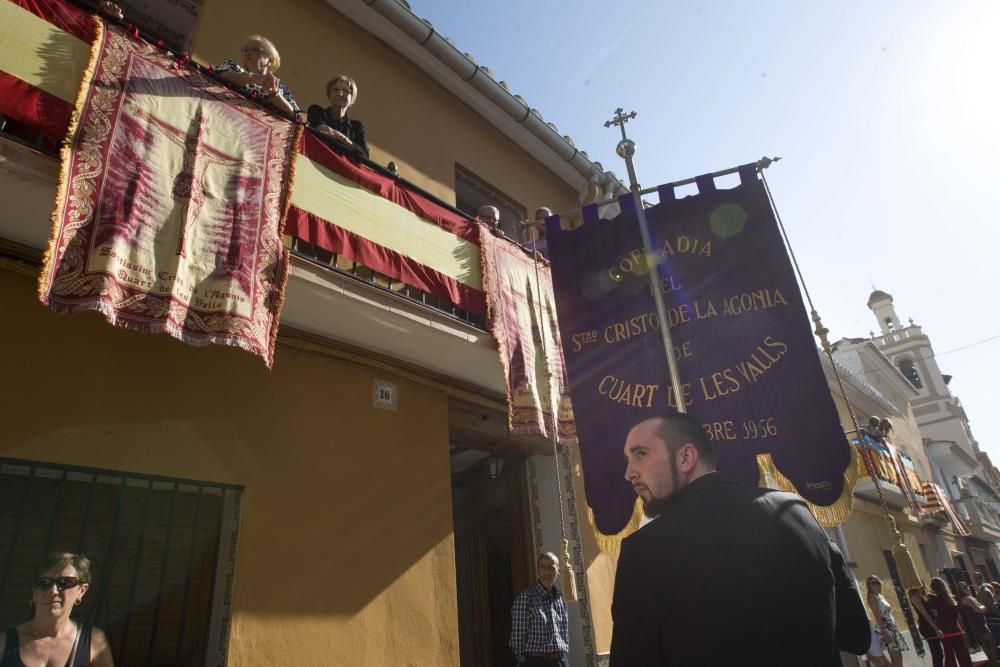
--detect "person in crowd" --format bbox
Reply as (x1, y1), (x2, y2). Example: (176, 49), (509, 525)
(879, 418), (894, 440)
(213, 36), (299, 116)
(910, 583), (945, 667)
(0, 552), (113, 666)
(477, 205), (501, 235)
(610, 413), (870, 666)
(509, 552), (569, 666)
(958, 581), (999, 665)
(865, 575), (909, 666)
(307, 75), (368, 158)
(983, 579), (1000, 643)
(927, 577), (974, 667)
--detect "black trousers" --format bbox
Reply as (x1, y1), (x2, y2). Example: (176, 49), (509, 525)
(923, 636), (944, 667)
(522, 656), (567, 667)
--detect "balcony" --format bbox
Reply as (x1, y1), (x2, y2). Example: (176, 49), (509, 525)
(872, 325), (923, 349)
(0, 0), (567, 391)
(927, 439), (980, 478)
(957, 497), (1000, 542)
(853, 441), (924, 511)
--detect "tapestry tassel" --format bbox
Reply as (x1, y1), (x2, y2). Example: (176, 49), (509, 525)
(888, 516), (922, 590)
(561, 538), (579, 603)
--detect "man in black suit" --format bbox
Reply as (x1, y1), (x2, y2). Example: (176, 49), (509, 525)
(610, 413), (871, 666)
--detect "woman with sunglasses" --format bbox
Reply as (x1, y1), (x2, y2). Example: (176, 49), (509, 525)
(865, 575), (908, 666)
(213, 35), (299, 116)
(0, 553), (113, 666)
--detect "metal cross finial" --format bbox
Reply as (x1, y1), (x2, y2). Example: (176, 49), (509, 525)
(604, 108), (640, 191)
(604, 107), (637, 141)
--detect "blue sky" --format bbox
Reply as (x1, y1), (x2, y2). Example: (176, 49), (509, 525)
(416, 1), (1000, 462)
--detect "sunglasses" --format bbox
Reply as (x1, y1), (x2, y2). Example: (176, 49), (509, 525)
(241, 46), (269, 56)
(32, 576), (82, 591)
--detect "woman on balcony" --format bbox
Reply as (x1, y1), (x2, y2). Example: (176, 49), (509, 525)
(865, 576), (909, 666)
(958, 582), (999, 665)
(307, 75), (369, 158)
(213, 36), (299, 117)
(0, 552), (113, 666)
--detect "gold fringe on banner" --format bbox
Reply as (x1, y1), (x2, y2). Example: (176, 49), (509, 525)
(38, 15), (104, 301)
(587, 443), (859, 554)
(756, 442), (861, 527)
(587, 497), (644, 557)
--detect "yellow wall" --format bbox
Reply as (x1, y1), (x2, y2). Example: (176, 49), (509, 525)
(0, 269), (459, 666)
(191, 0), (579, 213)
(842, 500), (932, 630)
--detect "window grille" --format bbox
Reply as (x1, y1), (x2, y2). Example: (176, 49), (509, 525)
(0, 458), (242, 667)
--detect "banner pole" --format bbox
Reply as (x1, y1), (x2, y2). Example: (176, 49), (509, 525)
(632, 191), (687, 413)
(605, 108), (687, 413)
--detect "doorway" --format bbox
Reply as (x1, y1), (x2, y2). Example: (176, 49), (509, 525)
(452, 454), (534, 666)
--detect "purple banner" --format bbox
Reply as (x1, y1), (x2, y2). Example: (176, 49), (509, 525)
(545, 168), (851, 536)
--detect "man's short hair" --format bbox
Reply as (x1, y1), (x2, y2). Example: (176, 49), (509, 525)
(648, 412), (717, 467)
(538, 551), (559, 567)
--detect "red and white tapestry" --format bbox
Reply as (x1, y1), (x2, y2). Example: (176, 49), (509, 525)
(480, 227), (575, 444)
(39, 22), (301, 367)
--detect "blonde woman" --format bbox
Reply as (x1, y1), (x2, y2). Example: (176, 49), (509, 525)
(866, 575), (908, 667)
(214, 35), (299, 116)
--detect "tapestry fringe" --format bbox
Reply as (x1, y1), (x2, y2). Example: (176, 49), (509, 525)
(43, 298), (269, 357)
(38, 15), (104, 303)
(587, 498), (644, 557)
(756, 442), (860, 527)
(267, 123), (305, 369)
(479, 226), (522, 437)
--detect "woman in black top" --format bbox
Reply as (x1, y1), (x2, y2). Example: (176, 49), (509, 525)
(0, 553), (113, 666)
(910, 583), (945, 667)
(307, 75), (369, 158)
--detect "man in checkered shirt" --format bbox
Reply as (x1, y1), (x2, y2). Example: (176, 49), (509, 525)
(510, 551), (570, 665)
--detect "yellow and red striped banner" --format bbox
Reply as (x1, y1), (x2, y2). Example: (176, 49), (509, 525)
(921, 481), (971, 536)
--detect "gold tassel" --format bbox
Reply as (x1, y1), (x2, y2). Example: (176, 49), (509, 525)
(560, 538), (578, 603)
(888, 517), (922, 589)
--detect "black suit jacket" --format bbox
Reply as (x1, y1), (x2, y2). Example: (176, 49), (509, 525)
(609, 473), (870, 666)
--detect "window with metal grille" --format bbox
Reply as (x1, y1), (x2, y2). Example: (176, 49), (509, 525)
(0, 458), (242, 667)
(454, 164), (527, 241)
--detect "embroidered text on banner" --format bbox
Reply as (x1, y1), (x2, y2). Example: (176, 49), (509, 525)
(545, 169), (856, 545)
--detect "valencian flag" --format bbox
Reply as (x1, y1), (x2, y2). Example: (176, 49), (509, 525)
(545, 166), (857, 552)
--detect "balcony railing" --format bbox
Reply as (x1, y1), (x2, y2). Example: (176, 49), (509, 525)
(872, 326), (923, 348)
(958, 496), (1000, 536)
(289, 239), (485, 328)
(853, 442), (924, 498)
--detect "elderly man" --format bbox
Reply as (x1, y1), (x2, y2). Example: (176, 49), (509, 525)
(510, 552), (570, 666)
(477, 205), (501, 235)
(610, 413), (870, 666)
